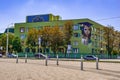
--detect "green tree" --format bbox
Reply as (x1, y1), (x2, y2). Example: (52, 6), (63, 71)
(0, 33), (15, 54)
(12, 37), (22, 53)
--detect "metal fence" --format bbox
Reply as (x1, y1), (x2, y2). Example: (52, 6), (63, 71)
(17, 52), (119, 59)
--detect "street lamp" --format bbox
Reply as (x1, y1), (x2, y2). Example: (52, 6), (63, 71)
(38, 35), (42, 54)
(6, 23), (14, 56)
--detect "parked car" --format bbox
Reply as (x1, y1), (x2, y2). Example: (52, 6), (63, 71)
(0, 54), (2, 57)
(7, 53), (17, 58)
(34, 53), (46, 59)
(83, 55), (98, 60)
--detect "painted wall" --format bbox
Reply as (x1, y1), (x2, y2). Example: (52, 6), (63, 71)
(15, 16), (105, 54)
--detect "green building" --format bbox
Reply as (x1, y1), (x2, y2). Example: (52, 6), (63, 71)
(15, 14), (105, 55)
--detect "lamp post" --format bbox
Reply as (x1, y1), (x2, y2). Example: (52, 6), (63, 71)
(38, 36), (42, 54)
(6, 26), (9, 56)
(6, 23), (14, 56)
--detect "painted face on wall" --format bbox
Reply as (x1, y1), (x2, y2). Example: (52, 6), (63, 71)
(84, 25), (91, 37)
(79, 22), (92, 45)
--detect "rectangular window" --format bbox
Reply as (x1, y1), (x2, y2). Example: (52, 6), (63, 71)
(20, 27), (25, 33)
(73, 48), (79, 53)
(73, 25), (79, 30)
(73, 41), (78, 46)
(74, 33), (80, 37)
(20, 34), (26, 40)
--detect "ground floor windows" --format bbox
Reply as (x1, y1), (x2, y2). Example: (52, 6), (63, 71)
(20, 34), (26, 40)
(73, 41), (78, 46)
(72, 48), (79, 53)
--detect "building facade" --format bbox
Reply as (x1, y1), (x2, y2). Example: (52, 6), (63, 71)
(14, 14), (105, 55)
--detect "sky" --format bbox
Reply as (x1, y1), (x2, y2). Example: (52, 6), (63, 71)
(0, 0), (120, 33)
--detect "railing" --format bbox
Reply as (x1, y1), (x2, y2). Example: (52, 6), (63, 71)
(17, 52), (119, 59)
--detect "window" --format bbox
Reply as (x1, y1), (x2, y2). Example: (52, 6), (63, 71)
(74, 33), (80, 37)
(20, 27), (25, 33)
(73, 48), (79, 53)
(73, 41), (78, 46)
(73, 25), (79, 30)
(20, 34), (26, 40)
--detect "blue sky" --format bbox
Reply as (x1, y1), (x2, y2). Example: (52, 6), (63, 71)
(0, 0), (120, 33)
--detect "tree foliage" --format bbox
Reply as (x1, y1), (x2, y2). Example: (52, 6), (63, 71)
(0, 33), (22, 54)
(26, 21), (73, 55)
(63, 20), (73, 44)
(49, 25), (65, 55)
(103, 26), (116, 57)
(12, 37), (22, 52)
(26, 28), (38, 47)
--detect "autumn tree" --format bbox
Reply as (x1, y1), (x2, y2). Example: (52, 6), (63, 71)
(49, 25), (65, 56)
(26, 28), (38, 53)
(41, 26), (51, 53)
(63, 21), (73, 56)
(113, 31), (120, 55)
(103, 26), (115, 58)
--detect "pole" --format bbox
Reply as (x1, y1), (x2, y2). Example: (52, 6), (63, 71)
(45, 54), (48, 66)
(38, 36), (41, 58)
(56, 54), (59, 66)
(96, 55), (99, 70)
(6, 27), (9, 56)
(81, 55), (83, 70)
(6, 23), (14, 57)
(25, 53), (27, 63)
(16, 54), (18, 63)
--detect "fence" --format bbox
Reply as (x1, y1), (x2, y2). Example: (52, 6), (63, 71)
(15, 54), (99, 70)
(17, 52), (119, 59)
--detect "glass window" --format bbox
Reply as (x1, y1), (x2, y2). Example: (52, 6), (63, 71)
(73, 48), (79, 53)
(74, 33), (80, 37)
(20, 34), (26, 40)
(73, 25), (79, 30)
(73, 41), (78, 46)
(20, 27), (25, 33)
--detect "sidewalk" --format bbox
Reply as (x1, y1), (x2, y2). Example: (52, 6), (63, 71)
(100, 59), (120, 63)
(50, 58), (120, 63)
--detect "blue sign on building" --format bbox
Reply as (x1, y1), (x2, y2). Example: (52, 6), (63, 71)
(26, 14), (49, 23)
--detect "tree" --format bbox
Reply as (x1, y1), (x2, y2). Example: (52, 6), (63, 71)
(103, 26), (115, 58)
(113, 31), (120, 55)
(49, 25), (65, 56)
(63, 21), (73, 56)
(12, 37), (22, 53)
(41, 26), (51, 53)
(26, 28), (38, 52)
(0, 33), (17, 54)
